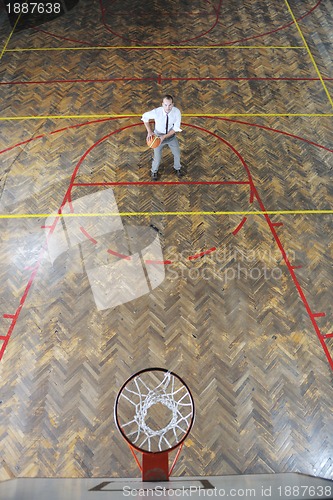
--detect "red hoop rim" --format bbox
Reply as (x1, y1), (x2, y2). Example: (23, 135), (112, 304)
(114, 367), (195, 455)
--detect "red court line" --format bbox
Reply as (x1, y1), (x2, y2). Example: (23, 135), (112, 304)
(0, 135), (47, 154)
(80, 217), (164, 263)
(28, 0), (322, 48)
(73, 181), (249, 187)
(71, 119), (333, 370)
(272, 222), (284, 227)
(99, 0), (223, 46)
(60, 121), (146, 267)
(2, 115), (333, 157)
(107, 249), (131, 260)
(164, 77), (333, 82)
(80, 226), (97, 244)
(183, 121), (333, 370)
(2, 76), (333, 86)
(188, 247), (217, 260)
(65, 122), (253, 279)
(0, 259), (43, 360)
(145, 260), (173, 265)
(1, 115), (333, 157)
(232, 217), (247, 235)
(208, 117), (333, 154)
(222, 0), (323, 46)
(0, 117), (124, 156)
(1, 117), (332, 368)
(61, 122), (142, 208)
(0, 77), (156, 85)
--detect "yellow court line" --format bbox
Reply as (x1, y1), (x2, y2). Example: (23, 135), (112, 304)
(0, 14), (21, 60)
(4, 45), (305, 52)
(1, 113), (333, 121)
(188, 113), (333, 117)
(0, 210), (332, 220)
(284, 0), (333, 109)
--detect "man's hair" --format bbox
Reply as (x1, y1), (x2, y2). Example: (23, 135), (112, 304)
(163, 94), (174, 102)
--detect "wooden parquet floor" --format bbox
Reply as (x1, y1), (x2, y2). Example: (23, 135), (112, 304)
(0, 0), (333, 482)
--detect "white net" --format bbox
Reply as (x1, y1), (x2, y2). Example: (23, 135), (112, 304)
(115, 370), (194, 453)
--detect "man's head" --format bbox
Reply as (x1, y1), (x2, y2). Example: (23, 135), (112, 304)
(162, 95), (174, 114)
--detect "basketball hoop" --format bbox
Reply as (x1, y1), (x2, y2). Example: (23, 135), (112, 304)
(114, 368), (195, 481)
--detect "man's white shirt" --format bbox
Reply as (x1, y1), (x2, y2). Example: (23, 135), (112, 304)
(141, 106), (182, 135)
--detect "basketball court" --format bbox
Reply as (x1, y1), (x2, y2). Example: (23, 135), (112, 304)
(0, 0), (333, 489)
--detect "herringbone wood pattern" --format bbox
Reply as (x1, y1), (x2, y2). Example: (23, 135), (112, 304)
(0, 0), (333, 483)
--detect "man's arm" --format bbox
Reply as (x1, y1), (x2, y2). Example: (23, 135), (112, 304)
(172, 108), (182, 133)
(159, 128), (175, 143)
(143, 120), (155, 140)
(142, 110), (156, 140)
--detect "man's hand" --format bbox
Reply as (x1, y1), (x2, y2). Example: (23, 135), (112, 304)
(161, 131), (175, 143)
(144, 122), (154, 141)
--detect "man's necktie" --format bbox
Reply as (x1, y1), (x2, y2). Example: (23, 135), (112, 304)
(165, 114), (169, 135)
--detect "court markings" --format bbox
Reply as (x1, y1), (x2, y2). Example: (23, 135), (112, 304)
(0, 210), (332, 220)
(0, 13), (21, 60)
(284, 0), (333, 109)
(4, 45), (305, 52)
(0, 5), (330, 120)
(1, 113), (333, 121)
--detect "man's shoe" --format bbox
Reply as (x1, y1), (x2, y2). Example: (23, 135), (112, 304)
(176, 169), (184, 178)
(151, 172), (158, 181)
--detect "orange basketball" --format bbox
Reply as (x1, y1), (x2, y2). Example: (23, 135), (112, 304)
(146, 135), (161, 149)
